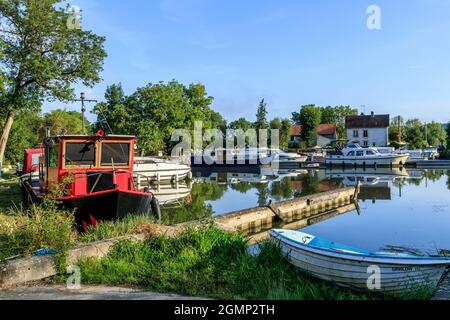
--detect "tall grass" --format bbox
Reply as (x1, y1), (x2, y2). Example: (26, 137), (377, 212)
(78, 225), (379, 300)
(0, 205), (76, 261)
(79, 214), (157, 243)
(0, 178), (22, 210)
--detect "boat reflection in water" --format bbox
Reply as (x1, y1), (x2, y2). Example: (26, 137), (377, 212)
(149, 180), (192, 207)
(192, 167), (310, 185)
(326, 168), (425, 202)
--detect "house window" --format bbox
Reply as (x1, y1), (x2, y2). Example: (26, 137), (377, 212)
(353, 130), (359, 138)
(363, 141), (369, 147)
(363, 130), (368, 138)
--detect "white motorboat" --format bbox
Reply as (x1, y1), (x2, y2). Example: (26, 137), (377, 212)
(326, 144), (409, 167)
(269, 149), (308, 166)
(134, 157), (191, 183)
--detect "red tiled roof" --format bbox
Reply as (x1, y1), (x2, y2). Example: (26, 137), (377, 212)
(317, 124), (337, 136)
(291, 124), (302, 136)
(291, 124), (336, 137)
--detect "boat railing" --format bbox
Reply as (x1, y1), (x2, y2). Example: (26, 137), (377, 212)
(69, 170), (151, 194)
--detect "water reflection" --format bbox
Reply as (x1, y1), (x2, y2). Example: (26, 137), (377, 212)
(158, 168), (450, 255)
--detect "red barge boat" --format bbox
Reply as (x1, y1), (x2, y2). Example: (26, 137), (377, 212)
(20, 131), (160, 226)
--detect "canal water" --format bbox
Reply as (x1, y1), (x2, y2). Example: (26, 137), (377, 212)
(158, 167), (450, 256)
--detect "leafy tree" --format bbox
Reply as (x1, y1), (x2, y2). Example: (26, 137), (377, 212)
(389, 116), (407, 146)
(0, 0), (106, 165)
(228, 118), (254, 131)
(299, 104), (321, 147)
(94, 81), (224, 156)
(255, 98), (268, 130)
(4, 110), (41, 164)
(333, 105), (358, 140)
(210, 110), (227, 133)
(447, 121), (450, 149)
(320, 106), (336, 124)
(291, 111), (301, 124)
(93, 83), (134, 134)
(405, 119), (427, 149)
(425, 121), (447, 147)
(42, 109), (90, 137)
(270, 117), (292, 150)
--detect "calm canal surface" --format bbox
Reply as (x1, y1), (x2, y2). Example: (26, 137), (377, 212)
(159, 167), (450, 255)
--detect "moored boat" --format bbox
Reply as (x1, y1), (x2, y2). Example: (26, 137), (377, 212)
(270, 229), (450, 294)
(269, 149), (308, 167)
(134, 156), (191, 183)
(326, 144), (409, 167)
(20, 130), (160, 226)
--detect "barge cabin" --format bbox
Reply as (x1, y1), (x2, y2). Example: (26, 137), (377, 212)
(20, 130), (160, 227)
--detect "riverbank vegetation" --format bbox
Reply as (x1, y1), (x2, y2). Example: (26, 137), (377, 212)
(77, 225), (435, 300)
(77, 225), (379, 300)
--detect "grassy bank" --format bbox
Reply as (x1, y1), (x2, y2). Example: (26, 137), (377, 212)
(0, 177), (22, 210)
(78, 225), (378, 300)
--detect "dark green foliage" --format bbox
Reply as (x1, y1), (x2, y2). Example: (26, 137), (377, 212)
(255, 99), (268, 130)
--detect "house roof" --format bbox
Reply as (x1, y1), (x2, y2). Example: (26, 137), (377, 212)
(317, 124), (337, 136)
(291, 124), (302, 136)
(291, 124), (337, 137)
(345, 114), (390, 129)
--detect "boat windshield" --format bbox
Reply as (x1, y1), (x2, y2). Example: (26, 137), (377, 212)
(101, 142), (130, 167)
(65, 142), (96, 167)
(366, 149), (379, 155)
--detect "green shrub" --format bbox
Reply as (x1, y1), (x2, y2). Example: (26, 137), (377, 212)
(0, 205), (76, 260)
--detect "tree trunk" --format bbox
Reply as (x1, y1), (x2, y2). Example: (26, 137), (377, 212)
(0, 111), (15, 165)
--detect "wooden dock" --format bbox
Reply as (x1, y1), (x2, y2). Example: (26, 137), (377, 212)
(214, 187), (358, 243)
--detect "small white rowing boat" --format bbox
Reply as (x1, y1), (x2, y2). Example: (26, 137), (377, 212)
(270, 229), (450, 295)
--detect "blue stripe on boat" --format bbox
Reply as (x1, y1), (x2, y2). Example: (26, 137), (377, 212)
(270, 229), (450, 261)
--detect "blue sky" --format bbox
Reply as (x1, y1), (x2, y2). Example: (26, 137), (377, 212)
(48, 0), (450, 123)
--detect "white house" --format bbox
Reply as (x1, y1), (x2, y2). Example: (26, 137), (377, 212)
(345, 113), (389, 147)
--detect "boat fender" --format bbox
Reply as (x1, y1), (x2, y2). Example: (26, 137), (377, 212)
(151, 196), (161, 220)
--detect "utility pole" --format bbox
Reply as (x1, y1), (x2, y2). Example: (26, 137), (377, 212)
(71, 92), (97, 134)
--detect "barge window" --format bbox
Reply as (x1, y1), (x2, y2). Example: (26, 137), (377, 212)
(101, 143), (130, 166)
(65, 142), (96, 167)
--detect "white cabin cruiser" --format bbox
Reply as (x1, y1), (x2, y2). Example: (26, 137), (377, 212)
(269, 149), (308, 165)
(326, 144), (409, 166)
(134, 157), (191, 183)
